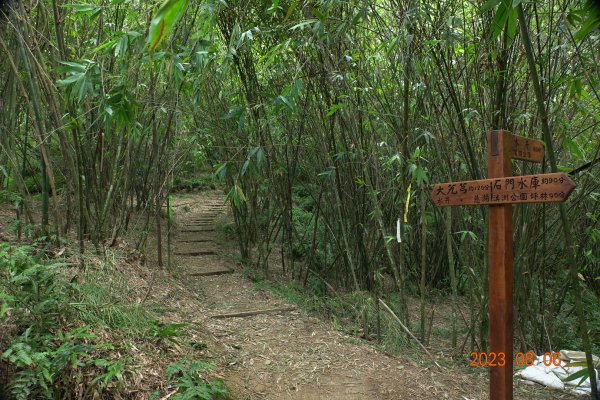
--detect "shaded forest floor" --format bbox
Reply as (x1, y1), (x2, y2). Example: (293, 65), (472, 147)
(0, 190), (585, 399)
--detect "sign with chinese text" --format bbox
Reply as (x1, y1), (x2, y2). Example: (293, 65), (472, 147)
(430, 173), (575, 207)
(509, 134), (544, 163)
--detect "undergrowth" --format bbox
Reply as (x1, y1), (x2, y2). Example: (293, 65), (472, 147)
(0, 244), (227, 399)
(150, 359), (227, 400)
(253, 272), (600, 372)
(252, 278), (421, 358)
(173, 174), (220, 192)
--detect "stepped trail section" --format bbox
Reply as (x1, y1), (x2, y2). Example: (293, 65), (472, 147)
(150, 191), (559, 400)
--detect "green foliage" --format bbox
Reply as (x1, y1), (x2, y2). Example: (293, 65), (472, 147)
(72, 271), (150, 335)
(162, 359), (227, 400)
(225, 183), (247, 209)
(62, 3), (102, 19)
(90, 358), (126, 390)
(0, 244), (228, 398)
(149, 320), (189, 346)
(173, 174), (219, 192)
(23, 175), (40, 194)
(56, 60), (99, 102)
(148, 0), (189, 53)
(481, 0), (518, 43)
(0, 245), (125, 399)
(548, 288), (600, 356)
(0, 189), (21, 204)
(572, 0), (600, 41)
(1, 0), (599, 386)
(290, 206), (312, 258)
(288, 187), (332, 268)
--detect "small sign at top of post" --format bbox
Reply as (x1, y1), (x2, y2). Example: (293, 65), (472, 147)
(508, 133), (545, 163)
(430, 130), (576, 400)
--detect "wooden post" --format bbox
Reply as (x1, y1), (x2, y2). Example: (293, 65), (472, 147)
(430, 130), (575, 399)
(487, 130), (513, 400)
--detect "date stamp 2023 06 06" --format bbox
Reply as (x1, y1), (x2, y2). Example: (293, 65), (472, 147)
(468, 351), (562, 368)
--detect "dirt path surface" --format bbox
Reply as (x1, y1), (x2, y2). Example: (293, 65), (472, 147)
(0, 192), (584, 399)
(150, 191), (576, 400)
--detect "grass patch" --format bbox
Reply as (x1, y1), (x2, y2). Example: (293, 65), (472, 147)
(72, 269), (150, 337)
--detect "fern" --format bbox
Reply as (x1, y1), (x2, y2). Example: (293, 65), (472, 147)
(0, 246), (122, 398)
(2, 342), (35, 366)
(149, 320), (189, 346)
(164, 359), (227, 400)
(91, 359), (126, 389)
(1, 246), (226, 400)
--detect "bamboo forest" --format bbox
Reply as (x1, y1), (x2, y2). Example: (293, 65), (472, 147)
(0, 0), (599, 399)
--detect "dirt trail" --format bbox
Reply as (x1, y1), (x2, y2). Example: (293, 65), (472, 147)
(0, 192), (581, 399)
(158, 191), (569, 400)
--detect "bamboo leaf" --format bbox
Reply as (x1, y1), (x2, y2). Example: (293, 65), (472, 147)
(564, 138), (585, 161)
(289, 19), (318, 31)
(327, 103), (343, 117)
(241, 159), (250, 177)
(255, 148), (264, 166)
(283, 0), (299, 23)
(148, 0), (189, 53)
(505, 7), (517, 44)
(574, 2), (600, 41)
(481, 0), (501, 13)
(490, 1), (509, 40)
(563, 368), (590, 386)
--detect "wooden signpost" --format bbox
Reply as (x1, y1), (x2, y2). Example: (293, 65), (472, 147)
(430, 130), (576, 400)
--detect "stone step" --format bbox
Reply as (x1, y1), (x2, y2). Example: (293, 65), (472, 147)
(177, 232), (215, 240)
(182, 259), (234, 277)
(181, 223), (213, 228)
(174, 240), (215, 249)
(188, 268), (233, 277)
(174, 250), (217, 256)
(176, 239), (214, 243)
(180, 228), (216, 233)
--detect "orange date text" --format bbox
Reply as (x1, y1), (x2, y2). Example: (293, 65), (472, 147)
(468, 351), (561, 367)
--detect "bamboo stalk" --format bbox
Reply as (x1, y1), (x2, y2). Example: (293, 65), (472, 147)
(378, 299), (443, 370)
(517, 5), (598, 398)
(446, 208), (458, 350)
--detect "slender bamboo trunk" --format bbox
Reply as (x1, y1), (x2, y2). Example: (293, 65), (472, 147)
(419, 182), (427, 343)
(517, 5), (598, 398)
(446, 208), (458, 350)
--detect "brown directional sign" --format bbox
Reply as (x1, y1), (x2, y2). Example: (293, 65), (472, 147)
(430, 130), (576, 400)
(430, 172), (575, 207)
(509, 134), (544, 163)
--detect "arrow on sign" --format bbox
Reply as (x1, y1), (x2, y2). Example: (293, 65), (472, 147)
(430, 172), (575, 207)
